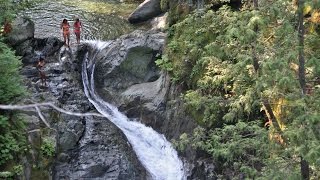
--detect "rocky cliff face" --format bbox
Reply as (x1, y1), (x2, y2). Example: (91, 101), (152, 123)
(9, 17), (146, 180)
(89, 29), (215, 179)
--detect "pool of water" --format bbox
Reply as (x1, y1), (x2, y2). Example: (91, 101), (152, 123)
(18, 0), (139, 43)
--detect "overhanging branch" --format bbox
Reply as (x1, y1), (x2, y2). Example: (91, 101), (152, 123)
(0, 102), (104, 130)
(0, 102), (104, 117)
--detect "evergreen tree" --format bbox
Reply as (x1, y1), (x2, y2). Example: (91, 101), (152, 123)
(161, 0), (320, 178)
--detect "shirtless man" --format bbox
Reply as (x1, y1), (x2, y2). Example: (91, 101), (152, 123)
(37, 56), (47, 86)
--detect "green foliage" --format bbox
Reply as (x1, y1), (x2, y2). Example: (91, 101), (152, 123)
(259, 156), (301, 180)
(0, 131), (20, 165)
(0, 115), (27, 166)
(167, 1), (192, 26)
(160, 0), (169, 11)
(164, 0), (320, 178)
(0, 0), (38, 24)
(172, 133), (189, 151)
(0, 165), (23, 179)
(0, 1), (28, 175)
(0, 0), (15, 23)
(40, 138), (55, 157)
(178, 121), (269, 178)
(0, 42), (25, 103)
(155, 55), (173, 72)
(0, 171), (13, 179)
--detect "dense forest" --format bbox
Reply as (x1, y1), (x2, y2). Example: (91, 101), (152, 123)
(158, 0), (320, 179)
(0, 0), (319, 179)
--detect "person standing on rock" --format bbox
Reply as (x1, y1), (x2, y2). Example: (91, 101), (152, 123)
(73, 18), (82, 44)
(60, 19), (70, 47)
(37, 56), (47, 87)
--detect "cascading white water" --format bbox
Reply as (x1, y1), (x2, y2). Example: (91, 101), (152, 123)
(81, 41), (186, 180)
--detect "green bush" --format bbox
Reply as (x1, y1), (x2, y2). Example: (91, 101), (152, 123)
(40, 138), (55, 157)
(0, 42), (25, 104)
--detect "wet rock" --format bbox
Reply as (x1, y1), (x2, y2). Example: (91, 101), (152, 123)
(19, 37), (63, 64)
(20, 65), (38, 78)
(6, 17), (34, 46)
(151, 13), (168, 31)
(54, 117), (147, 180)
(39, 37), (64, 58)
(57, 153), (70, 163)
(90, 30), (164, 100)
(59, 130), (79, 151)
(14, 31), (147, 179)
(15, 39), (34, 57)
(128, 0), (162, 24)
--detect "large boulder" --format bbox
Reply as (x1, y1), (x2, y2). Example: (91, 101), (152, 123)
(6, 17), (34, 46)
(128, 0), (162, 24)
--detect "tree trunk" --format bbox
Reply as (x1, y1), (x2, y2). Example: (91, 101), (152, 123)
(253, 0), (258, 9)
(298, 0), (306, 94)
(300, 157), (310, 180)
(297, 0), (309, 179)
(263, 100), (282, 132)
(252, 0), (259, 72)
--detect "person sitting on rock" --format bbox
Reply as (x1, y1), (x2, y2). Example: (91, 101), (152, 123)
(37, 56), (47, 86)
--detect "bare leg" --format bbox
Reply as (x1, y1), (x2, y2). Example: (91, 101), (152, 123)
(67, 34), (70, 47)
(75, 33), (80, 44)
(63, 34), (66, 46)
(43, 73), (47, 86)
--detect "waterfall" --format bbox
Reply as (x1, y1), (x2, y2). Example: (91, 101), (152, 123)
(81, 41), (186, 180)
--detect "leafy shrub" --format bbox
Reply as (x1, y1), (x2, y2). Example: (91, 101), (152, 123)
(0, 42), (25, 104)
(0, 132), (20, 165)
(40, 138), (55, 157)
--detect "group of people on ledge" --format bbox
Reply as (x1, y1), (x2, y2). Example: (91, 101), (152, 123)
(1, 17), (83, 88)
(60, 18), (82, 47)
(36, 18), (82, 87)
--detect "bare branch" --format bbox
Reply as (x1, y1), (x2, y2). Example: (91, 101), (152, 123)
(35, 106), (55, 131)
(0, 102), (104, 117)
(28, 129), (40, 133)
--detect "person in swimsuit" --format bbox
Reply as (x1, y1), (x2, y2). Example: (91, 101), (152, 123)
(37, 56), (47, 86)
(60, 19), (70, 47)
(73, 18), (82, 44)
